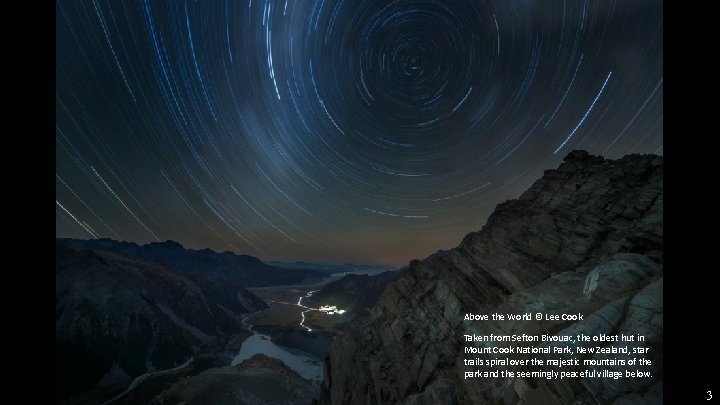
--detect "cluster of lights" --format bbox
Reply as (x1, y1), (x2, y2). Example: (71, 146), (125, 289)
(318, 305), (346, 315)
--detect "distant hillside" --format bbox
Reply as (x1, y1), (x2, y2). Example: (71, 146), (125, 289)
(56, 242), (267, 403)
(268, 260), (396, 275)
(57, 238), (326, 287)
(306, 270), (405, 317)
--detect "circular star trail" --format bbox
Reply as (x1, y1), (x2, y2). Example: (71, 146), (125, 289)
(56, 0), (663, 265)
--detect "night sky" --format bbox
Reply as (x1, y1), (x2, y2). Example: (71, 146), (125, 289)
(56, 0), (663, 265)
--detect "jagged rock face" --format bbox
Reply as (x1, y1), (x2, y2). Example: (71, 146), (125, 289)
(322, 151), (663, 404)
(56, 243), (267, 403)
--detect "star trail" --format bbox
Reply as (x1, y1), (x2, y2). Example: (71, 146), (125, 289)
(56, 0), (663, 265)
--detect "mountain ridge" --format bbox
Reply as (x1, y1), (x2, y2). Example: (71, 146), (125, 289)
(55, 242), (268, 403)
(56, 237), (326, 287)
(321, 150), (663, 404)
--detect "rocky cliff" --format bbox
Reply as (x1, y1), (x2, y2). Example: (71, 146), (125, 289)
(322, 150), (663, 404)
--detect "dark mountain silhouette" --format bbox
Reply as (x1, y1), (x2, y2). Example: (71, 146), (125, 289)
(56, 242), (267, 403)
(57, 238), (326, 287)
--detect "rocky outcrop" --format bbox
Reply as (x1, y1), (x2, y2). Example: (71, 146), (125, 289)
(154, 354), (317, 405)
(56, 243), (268, 403)
(322, 150), (663, 404)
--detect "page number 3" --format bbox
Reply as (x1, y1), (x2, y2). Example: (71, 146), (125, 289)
(709, 391), (713, 400)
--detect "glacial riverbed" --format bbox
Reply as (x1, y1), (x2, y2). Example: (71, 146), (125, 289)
(232, 290), (324, 384)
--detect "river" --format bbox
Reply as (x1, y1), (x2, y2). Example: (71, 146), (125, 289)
(231, 290), (324, 384)
(231, 267), (395, 384)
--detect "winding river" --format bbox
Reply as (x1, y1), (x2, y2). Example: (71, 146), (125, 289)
(231, 290), (323, 384)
